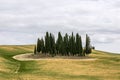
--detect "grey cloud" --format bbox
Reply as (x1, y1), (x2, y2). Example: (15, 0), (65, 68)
(0, 0), (120, 53)
(95, 29), (120, 34)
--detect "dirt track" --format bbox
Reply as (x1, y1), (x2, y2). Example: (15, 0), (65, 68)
(13, 53), (97, 61)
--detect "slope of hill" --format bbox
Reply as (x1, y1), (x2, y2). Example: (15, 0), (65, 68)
(0, 45), (120, 80)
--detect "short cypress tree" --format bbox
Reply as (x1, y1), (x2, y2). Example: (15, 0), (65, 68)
(92, 46), (95, 50)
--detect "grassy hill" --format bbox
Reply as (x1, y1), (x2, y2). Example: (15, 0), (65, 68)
(0, 45), (120, 80)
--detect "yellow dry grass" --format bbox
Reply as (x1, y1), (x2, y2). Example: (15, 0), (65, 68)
(0, 45), (119, 80)
(16, 46), (34, 52)
(0, 46), (16, 51)
(0, 45), (34, 52)
(31, 51), (119, 80)
(35, 59), (119, 80)
(13, 74), (59, 80)
(17, 53), (120, 80)
(0, 57), (11, 72)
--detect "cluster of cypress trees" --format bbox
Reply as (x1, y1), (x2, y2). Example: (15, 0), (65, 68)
(34, 32), (92, 57)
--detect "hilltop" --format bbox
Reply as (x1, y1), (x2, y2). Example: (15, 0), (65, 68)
(0, 45), (120, 80)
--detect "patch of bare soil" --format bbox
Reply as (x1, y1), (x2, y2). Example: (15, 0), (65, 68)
(13, 53), (97, 61)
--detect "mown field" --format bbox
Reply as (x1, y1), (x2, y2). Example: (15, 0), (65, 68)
(0, 45), (120, 80)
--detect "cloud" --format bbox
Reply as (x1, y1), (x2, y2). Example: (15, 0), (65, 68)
(0, 0), (120, 53)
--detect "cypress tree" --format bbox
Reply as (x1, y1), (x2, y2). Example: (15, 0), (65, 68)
(49, 33), (55, 57)
(61, 39), (65, 56)
(68, 32), (75, 56)
(56, 32), (63, 55)
(64, 33), (69, 56)
(41, 38), (45, 53)
(49, 33), (52, 55)
(71, 32), (76, 56)
(85, 34), (92, 55)
(37, 38), (41, 53)
(79, 36), (83, 56)
(73, 34), (76, 55)
(76, 33), (80, 55)
(76, 33), (83, 56)
(45, 32), (50, 54)
(69, 36), (72, 55)
(52, 34), (56, 56)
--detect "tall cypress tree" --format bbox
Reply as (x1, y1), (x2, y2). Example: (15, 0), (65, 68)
(37, 38), (41, 53)
(56, 32), (63, 55)
(49, 33), (52, 55)
(69, 36), (72, 55)
(71, 32), (76, 56)
(85, 34), (92, 55)
(76, 33), (83, 56)
(79, 36), (83, 56)
(45, 32), (50, 53)
(49, 33), (56, 56)
(41, 38), (45, 53)
(64, 33), (69, 56)
(52, 34), (56, 56)
(61, 39), (65, 56)
(68, 32), (75, 56)
(76, 33), (80, 55)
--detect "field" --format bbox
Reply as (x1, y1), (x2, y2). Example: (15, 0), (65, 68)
(0, 45), (120, 80)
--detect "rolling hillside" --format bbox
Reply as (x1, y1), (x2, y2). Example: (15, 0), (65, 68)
(0, 45), (120, 80)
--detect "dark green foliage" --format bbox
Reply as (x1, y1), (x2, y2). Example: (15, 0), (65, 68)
(85, 34), (92, 55)
(92, 46), (95, 50)
(64, 33), (69, 56)
(45, 32), (50, 53)
(69, 32), (76, 56)
(37, 38), (41, 53)
(61, 40), (65, 56)
(49, 33), (56, 57)
(56, 32), (63, 55)
(79, 36), (83, 55)
(41, 38), (45, 53)
(76, 33), (83, 56)
(35, 32), (92, 57)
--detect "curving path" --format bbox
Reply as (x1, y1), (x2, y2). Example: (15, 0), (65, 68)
(13, 53), (97, 61)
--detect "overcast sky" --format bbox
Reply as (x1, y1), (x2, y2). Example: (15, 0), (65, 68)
(0, 0), (120, 53)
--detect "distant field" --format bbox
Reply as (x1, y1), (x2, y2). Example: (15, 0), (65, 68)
(0, 45), (120, 80)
